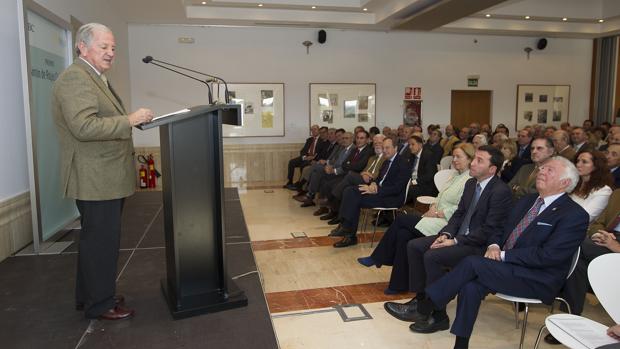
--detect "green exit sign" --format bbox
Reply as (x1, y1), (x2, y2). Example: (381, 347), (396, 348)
(468, 78), (478, 87)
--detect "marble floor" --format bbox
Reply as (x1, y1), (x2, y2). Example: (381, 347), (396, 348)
(241, 188), (615, 349)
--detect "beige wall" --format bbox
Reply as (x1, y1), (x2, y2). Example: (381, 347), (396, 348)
(0, 193), (33, 262)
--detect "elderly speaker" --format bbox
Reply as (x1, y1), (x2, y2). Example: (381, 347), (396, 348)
(537, 38), (548, 50)
(318, 30), (326, 44)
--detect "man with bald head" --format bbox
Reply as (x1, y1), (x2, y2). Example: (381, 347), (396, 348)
(53, 23), (155, 320)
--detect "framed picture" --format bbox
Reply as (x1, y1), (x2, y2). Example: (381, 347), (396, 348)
(217, 83), (285, 137)
(515, 84), (570, 131)
(309, 83), (376, 129)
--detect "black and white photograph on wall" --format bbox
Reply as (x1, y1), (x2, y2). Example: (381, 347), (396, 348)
(537, 109), (548, 123)
(403, 100), (421, 126)
(244, 102), (254, 114)
(358, 113), (368, 122)
(553, 110), (562, 122)
(322, 110), (333, 124)
(524, 111), (533, 121)
(261, 90), (273, 107)
(553, 96), (563, 103)
(329, 94), (338, 107)
(344, 100), (357, 118)
(357, 96), (369, 110)
(525, 93), (533, 102)
(539, 94), (548, 103)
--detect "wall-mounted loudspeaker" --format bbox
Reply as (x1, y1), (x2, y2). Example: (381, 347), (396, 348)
(537, 38), (547, 50)
(318, 30), (326, 44)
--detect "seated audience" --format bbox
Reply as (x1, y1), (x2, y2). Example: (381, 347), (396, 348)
(397, 126), (413, 156)
(509, 137), (555, 200)
(515, 128), (533, 164)
(498, 139), (522, 183)
(491, 132), (508, 149)
(358, 143), (475, 293)
(284, 124), (326, 189)
(329, 138), (411, 248)
(393, 157), (588, 349)
(570, 150), (613, 222)
(424, 128), (444, 165)
(571, 126), (595, 154)
(296, 129), (343, 194)
(494, 124), (509, 136)
(552, 129), (576, 162)
(593, 126), (608, 150)
(406, 136), (439, 204)
(606, 143), (620, 187)
(471, 134), (487, 150)
(544, 126), (557, 138)
(442, 124), (460, 156)
(458, 127), (470, 143)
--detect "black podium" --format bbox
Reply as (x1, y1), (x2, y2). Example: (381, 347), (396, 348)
(138, 104), (246, 319)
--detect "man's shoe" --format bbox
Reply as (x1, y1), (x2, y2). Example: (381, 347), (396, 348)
(328, 225), (345, 237)
(76, 295), (125, 311)
(327, 217), (341, 225)
(409, 315), (450, 333)
(97, 305), (135, 321)
(293, 194), (307, 202)
(333, 236), (357, 248)
(285, 183), (298, 190)
(357, 256), (376, 267)
(320, 212), (337, 221)
(317, 198), (329, 206)
(544, 334), (561, 345)
(301, 199), (315, 207)
(313, 207), (329, 216)
(384, 299), (419, 322)
(283, 182), (292, 189)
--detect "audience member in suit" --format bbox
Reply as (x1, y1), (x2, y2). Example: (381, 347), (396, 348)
(311, 131), (373, 207)
(498, 139), (523, 183)
(552, 129), (576, 162)
(442, 124), (460, 157)
(606, 143), (620, 188)
(509, 137), (556, 200)
(315, 127), (335, 160)
(296, 132), (354, 206)
(329, 138), (412, 248)
(424, 128), (444, 165)
(570, 150), (613, 222)
(296, 129), (343, 195)
(315, 135), (386, 222)
(397, 126), (413, 157)
(284, 124), (325, 189)
(383, 145), (512, 316)
(571, 126), (596, 155)
(401, 157), (588, 349)
(601, 130), (620, 152)
(406, 135), (439, 204)
(458, 127), (470, 144)
(358, 143), (475, 294)
(545, 189), (620, 345)
(515, 129), (533, 164)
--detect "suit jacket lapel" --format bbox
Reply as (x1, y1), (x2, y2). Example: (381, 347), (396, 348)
(75, 59), (126, 114)
(521, 193), (569, 236)
(471, 176), (496, 215)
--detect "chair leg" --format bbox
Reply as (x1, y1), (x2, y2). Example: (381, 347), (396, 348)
(514, 302), (520, 329)
(361, 209), (368, 235)
(518, 304), (529, 349)
(534, 325), (547, 349)
(554, 297), (572, 314)
(371, 211), (381, 248)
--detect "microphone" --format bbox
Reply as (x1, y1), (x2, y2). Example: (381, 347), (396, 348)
(142, 55), (230, 104)
(142, 55), (213, 104)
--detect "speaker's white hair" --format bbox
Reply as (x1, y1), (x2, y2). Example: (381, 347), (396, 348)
(551, 156), (580, 193)
(75, 23), (112, 55)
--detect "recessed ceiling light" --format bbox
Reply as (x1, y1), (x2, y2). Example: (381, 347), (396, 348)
(201, 1), (206, 4)
(524, 15), (531, 19)
(258, 3), (263, 6)
(598, 19), (604, 23)
(363, 8), (368, 11)
(485, 14), (491, 18)
(562, 17), (567, 21)
(311, 6), (316, 9)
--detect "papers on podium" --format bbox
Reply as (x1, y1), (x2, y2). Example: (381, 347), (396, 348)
(136, 108), (190, 130)
(548, 317), (619, 348)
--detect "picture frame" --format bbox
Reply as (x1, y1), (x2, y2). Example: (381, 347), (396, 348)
(309, 83), (376, 129)
(217, 83), (285, 137)
(515, 84), (570, 131)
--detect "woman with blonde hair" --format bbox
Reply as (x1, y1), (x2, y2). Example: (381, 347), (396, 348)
(498, 139), (523, 183)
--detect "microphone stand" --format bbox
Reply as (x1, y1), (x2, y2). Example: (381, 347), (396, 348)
(147, 61), (214, 105)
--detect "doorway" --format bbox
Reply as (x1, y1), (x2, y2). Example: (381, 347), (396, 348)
(450, 90), (492, 129)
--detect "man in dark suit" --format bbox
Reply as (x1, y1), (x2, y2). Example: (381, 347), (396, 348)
(330, 138), (412, 247)
(516, 129), (533, 164)
(384, 145), (512, 318)
(406, 135), (439, 204)
(552, 129), (576, 162)
(402, 156), (588, 349)
(509, 137), (556, 200)
(424, 129), (444, 165)
(53, 23), (154, 320)
(606, 144), (620, 188)
(284, 124), (326, 190)
(571, 126), (595, 154)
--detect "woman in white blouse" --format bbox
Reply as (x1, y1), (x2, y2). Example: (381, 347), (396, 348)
(570, 150), (614, 222)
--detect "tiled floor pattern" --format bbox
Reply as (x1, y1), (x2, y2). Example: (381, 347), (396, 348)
(241, 188), (615, 349)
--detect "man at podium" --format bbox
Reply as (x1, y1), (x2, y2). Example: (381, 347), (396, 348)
(52, 23), (153, 320)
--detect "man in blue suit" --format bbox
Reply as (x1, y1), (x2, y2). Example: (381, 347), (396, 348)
(330, 137), (412, 247)
(405, 156), (589, 349)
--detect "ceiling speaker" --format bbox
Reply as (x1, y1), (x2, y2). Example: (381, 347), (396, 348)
(537, 38), (547, 50)
(318, 30), (326, 44)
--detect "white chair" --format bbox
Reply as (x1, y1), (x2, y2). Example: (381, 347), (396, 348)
(440, 156), (453, 170)
(361, 181), (411, 248)
(495, 247), (581, 349)
(534, 253), (620, 349)
(416, 169), (457, 206)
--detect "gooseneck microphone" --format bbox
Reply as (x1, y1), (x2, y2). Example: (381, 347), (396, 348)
(142, 55), (230, 104)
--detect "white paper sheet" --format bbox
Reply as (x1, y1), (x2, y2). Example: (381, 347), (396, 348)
(549, 318), (619, 348)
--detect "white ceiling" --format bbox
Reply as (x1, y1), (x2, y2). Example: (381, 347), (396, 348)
(114, 0), (620, 38)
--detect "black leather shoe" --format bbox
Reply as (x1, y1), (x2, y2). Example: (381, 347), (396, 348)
(76, 295), (125, 311)
(544, 333), (561, 345)
(327, 217), (341, 225)
(320, 212), (337, 221)
(313, 207), (329, 216)
(333, 236), (357, 248)
(285, 183), (298, 190)
(301, 199), (316, 207)
(384, 299), (419, 322)
(328, 226), (345, 237)
(409, 315), (450, 333)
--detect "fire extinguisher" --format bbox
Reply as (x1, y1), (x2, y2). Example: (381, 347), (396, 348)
(139, 165), (148, 189)
(147, 154), (157, 188)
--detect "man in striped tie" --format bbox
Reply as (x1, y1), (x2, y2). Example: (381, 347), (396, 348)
(404, 156), (589, 349)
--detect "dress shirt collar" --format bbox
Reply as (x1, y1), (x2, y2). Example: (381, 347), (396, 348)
(538, 192), (564, 214)
(79, 57), (102, 76)
(476, 175), (493, 192)
(611, 167), (618, 173)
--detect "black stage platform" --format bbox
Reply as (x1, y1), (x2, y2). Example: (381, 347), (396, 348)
(0, 189), (279, 349)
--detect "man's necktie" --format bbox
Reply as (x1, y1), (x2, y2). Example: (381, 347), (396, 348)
(100, 74), (109, 87)
(504, 197), (545, 250)
(457, 183), (482, 236)
(410, 154), (418, 181)
(378, 159), (393, 186)
(352, 148), (360, 162)
(309, 137), (317, 156)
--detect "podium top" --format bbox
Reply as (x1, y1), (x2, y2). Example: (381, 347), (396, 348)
(137, 104), (241, 130)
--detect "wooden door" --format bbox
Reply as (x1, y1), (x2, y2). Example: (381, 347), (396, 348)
(450, 90), (492, 128)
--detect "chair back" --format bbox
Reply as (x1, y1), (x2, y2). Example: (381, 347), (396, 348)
(434, 169), (457, 192)
(440, 156), (453, 170)
(402, 180), (412, 205)
(588, 253), (620, 323)
(566, 247), (580, 279)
